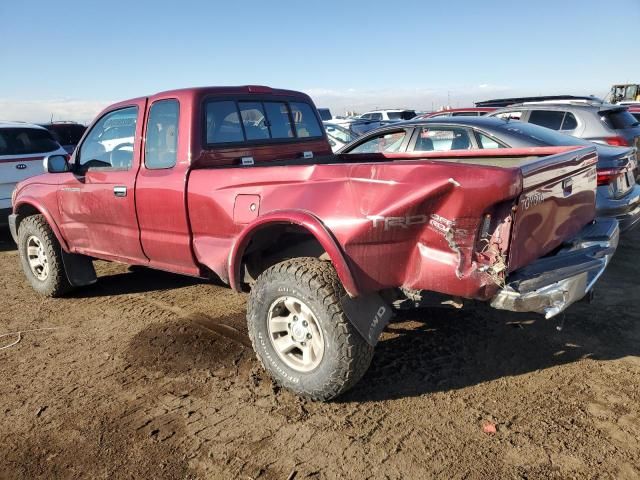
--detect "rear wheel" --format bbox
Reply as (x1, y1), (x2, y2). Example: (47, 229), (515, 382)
(247, 258), (374, 401)
(17, 215), (72, 297)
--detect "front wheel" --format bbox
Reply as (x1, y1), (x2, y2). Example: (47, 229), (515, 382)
(247, 258), (374, 401)
(17, 215), (72, 297)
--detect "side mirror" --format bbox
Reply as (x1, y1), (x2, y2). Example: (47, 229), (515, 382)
(44, 155), (69, 173)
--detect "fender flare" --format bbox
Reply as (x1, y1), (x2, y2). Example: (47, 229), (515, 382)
(228, 210), (360, 297)
(13, 199), (70, 252)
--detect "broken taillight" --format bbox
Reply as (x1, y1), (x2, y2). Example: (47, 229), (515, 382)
(596, 168), (623, 186)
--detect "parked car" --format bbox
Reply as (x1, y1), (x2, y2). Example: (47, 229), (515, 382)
(323, 121), (360, 152)
(39, 122), (86, 154)
(486, 101), (640, 148)
(9, 85), (618, 401)
(338, 116), (640, 232)
(359, 109), (417, 121)
(415, 107), (496, 119)
(476, 95), (603, 108)
(0, 122), (68, 224)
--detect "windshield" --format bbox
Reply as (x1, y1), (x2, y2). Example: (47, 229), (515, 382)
(387, 110), (416, 120)
(0, 128), (60, 155)
(45, 124), (86, 145)
(497, 121), (590, 146)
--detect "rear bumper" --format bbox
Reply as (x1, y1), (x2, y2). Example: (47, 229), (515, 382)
(490, 218), (619, 318)
(596, 184), (640, 232)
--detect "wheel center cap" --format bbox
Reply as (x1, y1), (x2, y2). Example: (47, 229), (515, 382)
(291, 324), (307, 342)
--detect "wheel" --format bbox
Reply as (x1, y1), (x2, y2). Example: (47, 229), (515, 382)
(247, 258), (374, 401)
(17, 215), (72, 297)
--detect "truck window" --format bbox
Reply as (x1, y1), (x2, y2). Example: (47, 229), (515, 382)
(205, 100), (320, 144)
(77, 106), (138, 170)
(206, 101), (244, 144)
(528, 110), (564, 130)
(239, 102), (270, 140)
(264, 102), (294, 139)
(290, 102), (323, 138)
(145, 99), (179, 169)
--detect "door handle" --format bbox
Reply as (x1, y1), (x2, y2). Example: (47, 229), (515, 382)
(113, 186), (127, 197)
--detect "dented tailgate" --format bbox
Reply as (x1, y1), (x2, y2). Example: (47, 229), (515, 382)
(508, 146), (598, 271)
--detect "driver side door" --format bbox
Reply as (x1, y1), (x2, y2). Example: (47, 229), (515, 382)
(57, 101), (148, 263)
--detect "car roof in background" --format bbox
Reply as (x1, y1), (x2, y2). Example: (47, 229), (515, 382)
(0, 121), (49, 130)
(494, 101), (625, 111)
(356, 115), (512, 136)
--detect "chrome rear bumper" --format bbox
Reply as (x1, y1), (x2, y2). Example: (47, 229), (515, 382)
(490, 218), (619, 318)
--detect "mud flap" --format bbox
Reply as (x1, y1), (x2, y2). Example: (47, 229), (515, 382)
(61, 250), (97, 287)
(340, 292), (393, 346)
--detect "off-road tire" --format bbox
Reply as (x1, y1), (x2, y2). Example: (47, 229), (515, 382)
(17, 214), (72, 297)
(247, 257), (374, 401)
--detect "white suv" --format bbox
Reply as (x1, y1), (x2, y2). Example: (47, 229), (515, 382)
(0, 122), (68, 223)
(359, 109), (417, 122)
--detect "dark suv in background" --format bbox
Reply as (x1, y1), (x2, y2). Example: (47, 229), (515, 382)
(39, 121), (86, 154)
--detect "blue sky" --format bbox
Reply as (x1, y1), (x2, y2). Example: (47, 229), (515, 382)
(1, 0), (639, 121)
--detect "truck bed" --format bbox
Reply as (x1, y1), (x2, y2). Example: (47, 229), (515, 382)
(187, 145), (598, 300)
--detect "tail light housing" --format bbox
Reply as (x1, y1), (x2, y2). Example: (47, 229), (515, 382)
(603, 136), (629, 147)
(596, 167), (624, 186)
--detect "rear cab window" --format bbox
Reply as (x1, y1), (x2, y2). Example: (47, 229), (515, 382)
(204, 98), (322, 145)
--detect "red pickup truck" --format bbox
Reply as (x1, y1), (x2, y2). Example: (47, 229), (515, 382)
(9, 86), (619, 400)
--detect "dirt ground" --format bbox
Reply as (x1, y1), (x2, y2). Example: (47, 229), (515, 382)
(0, 227), (638, 480)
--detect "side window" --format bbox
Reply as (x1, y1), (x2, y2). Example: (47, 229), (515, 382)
(528, 110), (565, 130)
(78, 106), (138, 170)
(414, 127), (472, 152)
(145, 99), (179, 170)
(476, 132), (505, 149)
(205, 101), (244, 144)
(561, 112), (578, 130)
(371, 113), (383, 120)
(349, 131), (407, 153)
(290, 102), (323, 138)
(494, 111), (522, 121)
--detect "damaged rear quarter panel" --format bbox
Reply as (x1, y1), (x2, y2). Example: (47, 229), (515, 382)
(188, 158), (522, 300)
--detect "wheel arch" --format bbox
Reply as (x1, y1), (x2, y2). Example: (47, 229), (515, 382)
(228, 210), (360, 297)
(13, 200), (70, 252)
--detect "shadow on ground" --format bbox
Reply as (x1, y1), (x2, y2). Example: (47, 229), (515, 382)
(68, 266), (214, 298)
(0, 228), (16, 252)
(339, 227), (640, 402)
